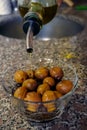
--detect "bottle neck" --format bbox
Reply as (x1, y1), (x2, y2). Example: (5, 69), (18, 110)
(23, 12), (42, 35)
(23, 1), (44, 35)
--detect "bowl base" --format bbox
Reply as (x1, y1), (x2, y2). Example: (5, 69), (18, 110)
(27, 117), (60, 129)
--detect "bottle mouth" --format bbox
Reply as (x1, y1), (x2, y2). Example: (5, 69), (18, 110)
(23, 20), (41, 35)
(26, 47), (33, 53)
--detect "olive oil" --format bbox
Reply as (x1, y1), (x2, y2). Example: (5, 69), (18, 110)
(19, 2), (44, 21)
(18, 4), (57, 24)
(42, 5), (57, 24)
(28, 53), (33, 69)
(19, 6), (29, 17)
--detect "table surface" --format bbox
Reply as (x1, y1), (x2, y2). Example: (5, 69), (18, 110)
(0, 4), (87, 130)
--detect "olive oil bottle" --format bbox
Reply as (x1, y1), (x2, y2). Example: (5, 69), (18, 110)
(18, 0), (57, 53)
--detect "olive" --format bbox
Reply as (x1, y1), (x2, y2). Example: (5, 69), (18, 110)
(37, 83), (50, 95)
(35, 67), (49, 80)
(25, 92), (41, 101)
(24, 92), (42, 112)
(43, 76), (56, 88)
(54, 91), (63, 98)
(22, 79), (37, 91)
(14, 70), (28, 83)
(42, 90), (57, 112)
(42, 90), (57, 102)
(50, 66), (64, 80)
(26, 69), (35, 78)
(56, 80), (73, 95)
(14, 86), (27, 99)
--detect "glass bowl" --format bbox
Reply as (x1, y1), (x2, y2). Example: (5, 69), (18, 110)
(2, 57), (78, 123)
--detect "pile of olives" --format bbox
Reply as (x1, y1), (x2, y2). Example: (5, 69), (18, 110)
(13, 66), (73, 112)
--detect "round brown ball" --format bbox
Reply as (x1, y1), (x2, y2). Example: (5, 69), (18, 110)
(43, 76), (56, 88)
(14, 86), (27, 99)
(56, 80), (73, 94)
(24, 92), (42, 112)
(35, 67), (49, 80)
(14, 70), (28, 83)
(50, 66), (64, 80)
(37, 83), (50, 95)
(42, 90), (57, 112)
(54, 91), (63, 98)
(26, 69), (35, 78)
(22, 79), (37, 91)
(25, 92), (41, 102)
(42, 90), (57, 102)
